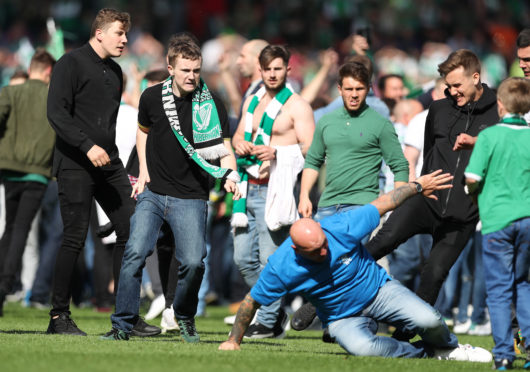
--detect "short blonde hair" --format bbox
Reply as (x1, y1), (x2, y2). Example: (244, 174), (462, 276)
(497, 77), (530, 115)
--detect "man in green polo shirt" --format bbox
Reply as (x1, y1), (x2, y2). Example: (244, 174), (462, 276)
(293, 61), (408, 333)
(0, 49), (56, 316)
(298, 61), (408, 224)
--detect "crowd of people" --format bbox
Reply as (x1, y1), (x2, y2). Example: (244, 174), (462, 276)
(0, 6), (529, 371)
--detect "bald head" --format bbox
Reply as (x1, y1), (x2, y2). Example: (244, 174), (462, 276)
(393, 99), (423, 125)
(290, 218), (328, 263)
(237, 39), (269, 80)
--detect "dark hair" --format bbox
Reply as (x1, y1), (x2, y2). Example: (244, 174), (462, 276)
(167, 40), (202, 66)
(90, 8), (131, 37)
(345, 55), (373, 80)
(29, 48), (56, 72)
(438, 49), (481, 77)
(338, 62), (370, 87)
(516, 29), (530, 49)
(9, 70), (28, 81)
(377, 74), (403, 94)
(144, 69), (169, 83)
(258, 45), (290, 68)
(168, 32), (200, 48)
(497, 77), (530, 115)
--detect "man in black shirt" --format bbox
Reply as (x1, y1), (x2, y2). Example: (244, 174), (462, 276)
(47, 8), (158, 337)
(102, 36), (239, 342)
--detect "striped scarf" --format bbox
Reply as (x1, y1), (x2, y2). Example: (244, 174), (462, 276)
(162, 77), (239, 183)
(231, 85), (293, 227)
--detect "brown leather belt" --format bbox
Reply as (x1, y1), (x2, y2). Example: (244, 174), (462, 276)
(248, 178), (269, 185)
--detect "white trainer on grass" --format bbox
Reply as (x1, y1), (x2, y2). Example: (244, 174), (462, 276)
(434, 344), (492, 363)
(160, 307), (179, 333)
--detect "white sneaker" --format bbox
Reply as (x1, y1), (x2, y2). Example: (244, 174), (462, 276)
(434, 344), (492, 363)
(145, 294), (165, 320)
(467, 321), (491, 336)
(160, 307), (179, 333)
(452, 319), (472, 334)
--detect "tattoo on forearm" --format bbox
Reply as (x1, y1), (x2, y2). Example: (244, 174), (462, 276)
(389, 184), (416, 208)
(229, 293), (260, 344)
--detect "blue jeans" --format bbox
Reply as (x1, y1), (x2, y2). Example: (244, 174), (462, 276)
(328, 280), (458, 358)
(314, 204), (370, 244)
(111, 188), (207, 333)
(482, 217), (530, 362)
(233, 184), (289, 327)
(388, 234), (432, 291)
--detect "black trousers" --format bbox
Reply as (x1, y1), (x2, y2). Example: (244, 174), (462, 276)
(50, 164), (134, 316)
(0, 180), (47, 294)
(365, 194), (477, 306)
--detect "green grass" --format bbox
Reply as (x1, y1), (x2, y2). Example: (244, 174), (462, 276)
(0, 302), (525, 372)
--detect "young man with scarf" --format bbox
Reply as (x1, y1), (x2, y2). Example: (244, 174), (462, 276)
(231, 45), (315, 339)
(102, 38), (239, 342)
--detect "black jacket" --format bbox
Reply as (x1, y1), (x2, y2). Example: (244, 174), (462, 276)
(47, 43), (123, 175)
(421, 83), (498, 223)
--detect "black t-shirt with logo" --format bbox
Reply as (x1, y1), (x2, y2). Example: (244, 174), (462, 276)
(138, 83), (230, 200)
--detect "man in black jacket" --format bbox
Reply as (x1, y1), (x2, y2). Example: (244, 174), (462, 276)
(292, 50), (499, 339)
(46, 8), (158, 337)
(365, 50), (498, 338)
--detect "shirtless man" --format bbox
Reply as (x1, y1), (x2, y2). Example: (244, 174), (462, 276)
(231, 45), (315, 339)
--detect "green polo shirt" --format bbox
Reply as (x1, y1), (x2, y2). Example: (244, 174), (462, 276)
(305, 104), (409, 207)
(465, 115), (530, 234)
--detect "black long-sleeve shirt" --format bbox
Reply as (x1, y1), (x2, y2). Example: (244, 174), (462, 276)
(47, 43), (123, 174)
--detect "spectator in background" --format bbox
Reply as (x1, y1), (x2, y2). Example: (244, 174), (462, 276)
(8, 70), (28, 86)
(0, 49), (56, 316)
(378, 74), (407, 102)
(516, 28), (530, 124)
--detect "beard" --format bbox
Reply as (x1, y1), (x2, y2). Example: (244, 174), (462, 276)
(264, 77), (287, 93)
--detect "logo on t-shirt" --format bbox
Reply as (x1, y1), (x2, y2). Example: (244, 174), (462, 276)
(340, 254), (353, 265)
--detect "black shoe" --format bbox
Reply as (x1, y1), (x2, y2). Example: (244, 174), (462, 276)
(0, 291), (5, 317)
(291, 302), (317, 331)
(46, 313), (87, 336)
(244, 323), (276, 339)
(494, 358), (513, 370)
(131, 317), (161, 337)
(100, 328), (129, 341)
(272, 308), (289, 338)
(322, 328), (335, 343)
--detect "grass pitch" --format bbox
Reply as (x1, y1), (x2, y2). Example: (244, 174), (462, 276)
(0, 302), (524, 372)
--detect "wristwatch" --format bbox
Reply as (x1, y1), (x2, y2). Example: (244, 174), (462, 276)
(412, 181), (423, 193)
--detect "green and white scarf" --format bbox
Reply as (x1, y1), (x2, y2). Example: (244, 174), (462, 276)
(162, 77), (239, 182)
(231, 85), (293, 227)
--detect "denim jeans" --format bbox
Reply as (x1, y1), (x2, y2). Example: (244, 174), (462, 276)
(482, 217), (530, 362)
(111, 188), (207, 333)
(233, 184), (289, 327)
(314, 204), (369, 244)
(388, 234), (432, 291)
(0, 180), (47, 295)
(328, 280), (458, 358)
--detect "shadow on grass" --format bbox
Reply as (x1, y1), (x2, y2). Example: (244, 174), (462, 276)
(0, 329), (47, 335)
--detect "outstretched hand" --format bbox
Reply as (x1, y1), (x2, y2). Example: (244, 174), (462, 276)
(218, 340), (241, 351)
(416, 169), (453, 200)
